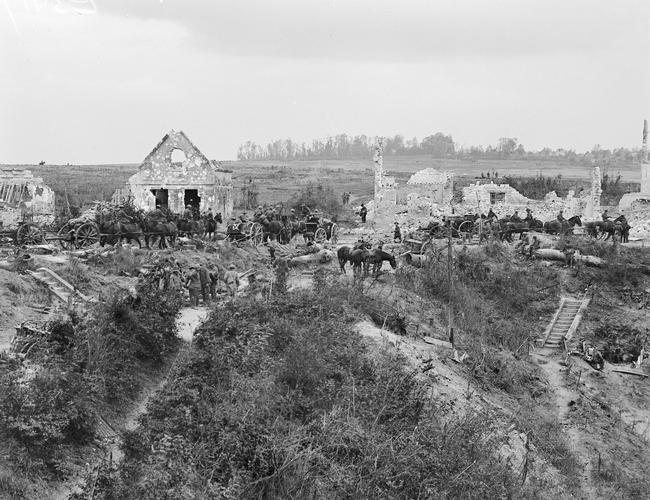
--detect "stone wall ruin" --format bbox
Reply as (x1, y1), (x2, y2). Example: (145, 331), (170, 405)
(114, 130), (233, 218)
(0, 169), (55, 229)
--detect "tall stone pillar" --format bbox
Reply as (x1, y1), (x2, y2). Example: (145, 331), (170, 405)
(373, 138), (385, 215)
(584, 166), (601, 219)
(641, 119), (649, 194)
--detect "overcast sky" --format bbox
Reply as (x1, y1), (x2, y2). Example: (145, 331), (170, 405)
(1, 0), (648, 164)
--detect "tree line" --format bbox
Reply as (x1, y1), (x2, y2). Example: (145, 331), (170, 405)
(237, 134), (643, 165)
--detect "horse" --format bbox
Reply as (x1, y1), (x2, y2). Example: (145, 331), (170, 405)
(259, 217), (286, 243)
(203, 212), (222, 240)
(543, 215), (582, 235)
(99, 221), (143, 248)
(337, 245), (353, 273)
(176, 218), (205, 238)
(349, 248), (370, 276)
(367, 249), (397, 276)
(599, 216), (629, 242)
(140, 216), (177, 249)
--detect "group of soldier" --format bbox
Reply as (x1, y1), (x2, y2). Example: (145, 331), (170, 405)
(146, 256), (240, 305)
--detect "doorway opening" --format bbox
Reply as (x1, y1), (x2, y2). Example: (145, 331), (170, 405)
(184, 189), (201, 214)
(151, 188), (169, 209)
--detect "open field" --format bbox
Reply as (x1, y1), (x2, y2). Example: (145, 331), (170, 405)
(2, 156), (642, 212)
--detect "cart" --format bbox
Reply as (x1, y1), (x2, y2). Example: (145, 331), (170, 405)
(226, 220), (264, 245)
(0, 217), (47, 246)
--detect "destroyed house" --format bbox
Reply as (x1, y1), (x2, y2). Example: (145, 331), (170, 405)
(120, 130), (233, 217)
(0, 169), (55, 228)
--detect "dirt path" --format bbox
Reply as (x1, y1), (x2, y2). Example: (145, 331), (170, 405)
(52, 306), (209, 500)
(533, 352), (598, 499)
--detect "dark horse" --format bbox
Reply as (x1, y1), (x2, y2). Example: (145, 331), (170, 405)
(99, 221), (143, 248)
(260, 217), (290, 243)
(140, 215), (178, 249)
(203, 212), (222, 240)
(338, 243), (372, 273)
(367, 249), (397, 276)
(176, 217), (205, 238)
(599, 216), (629, 242)
(543, 215), (582, 235)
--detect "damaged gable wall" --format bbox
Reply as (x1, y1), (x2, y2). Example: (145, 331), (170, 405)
(122, 130), (233, 217)
(0, 169), (55, 228)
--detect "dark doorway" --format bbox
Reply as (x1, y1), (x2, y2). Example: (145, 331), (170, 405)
(184, 189), (201, 214)
(151, 188), (169, 209)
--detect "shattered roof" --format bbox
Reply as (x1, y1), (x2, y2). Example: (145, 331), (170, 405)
(141, 129), (213, 169)
(407, 168), (452, 185)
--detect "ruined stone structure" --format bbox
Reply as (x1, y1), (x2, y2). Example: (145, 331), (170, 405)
(461, 176), (601, 222)
(402, 168), (453, 213)
(373, 139), (397, 217)
(0, 169), (55, 228)
(619, 119), (650, 210)
(116, 130), (233, 218)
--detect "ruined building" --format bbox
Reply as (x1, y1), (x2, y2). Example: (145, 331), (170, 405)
(114, 130), (233, 217)
(0, 169), (55, 228)
(372, 139), (397, 217)
(619, 119), (650, 210)
(403, 168), (453, 213)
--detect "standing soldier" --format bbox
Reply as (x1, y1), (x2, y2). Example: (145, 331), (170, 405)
(223, 264), (240, 299)
(185, 267), (202, 307)
(359, 203), (368, 223)
(393, 222), (402, 243)
(198, 264), (211, 304)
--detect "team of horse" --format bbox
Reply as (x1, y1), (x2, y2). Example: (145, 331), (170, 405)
(97, 210), (223, 250)
(337, 244), (397, 277)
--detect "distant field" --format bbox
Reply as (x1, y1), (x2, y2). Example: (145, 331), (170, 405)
(1, 157), (642, 212)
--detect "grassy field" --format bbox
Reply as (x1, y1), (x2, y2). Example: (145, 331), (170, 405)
(1, 156), (643, 212)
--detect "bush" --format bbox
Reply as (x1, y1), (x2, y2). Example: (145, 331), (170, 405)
(90, 285), (523, 498)
(291, 182), (343, 217)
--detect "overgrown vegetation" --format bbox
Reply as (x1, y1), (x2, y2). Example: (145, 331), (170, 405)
(89, 284), (522, 499)
(290, 182), (343, 217)
(0, 280), (182, 486)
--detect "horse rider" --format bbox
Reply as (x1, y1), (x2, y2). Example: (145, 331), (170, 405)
(601, 210), (610, 222)
(487, 208), (497, 221)
(557, 210), (566, 223)
(511, 210), (522, 223)
(206, 208), (214, 221)
(239, 212), (249, 223)
(300, 204), (311, 218)
(289, 208), (297, 221)
(353, 239), (366, 251)
(183, 205), (193, 220)
(223, 264), (240, 299)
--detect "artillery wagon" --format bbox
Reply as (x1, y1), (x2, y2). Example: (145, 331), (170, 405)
(226, 220), (264, 245)
(304, 219), (339, 244)
(0, 218), (48, 246)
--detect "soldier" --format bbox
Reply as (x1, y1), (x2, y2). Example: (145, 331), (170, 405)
(167, 269), (183, 293)
(511, 210), (522, 223)
(393, 222), (402, 242)
(601, 209), (610, 221)
(198, 265), (211, 303)
(289, 208), (297, 221)
(185, 267), (202, 306)
(183, 205), (193, 220)
(223, 264), (239, 299)
(525, 208), (533, 221)
(557, 210), (566, 223)
(359, 203), (368, 223)
(239, 212), (249, 223)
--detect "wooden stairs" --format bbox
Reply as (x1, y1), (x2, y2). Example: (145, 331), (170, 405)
(538, 294), (591, 349)
(26, 267), (90, 305)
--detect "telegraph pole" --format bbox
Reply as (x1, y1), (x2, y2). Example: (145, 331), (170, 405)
(447, 213), (454, 346)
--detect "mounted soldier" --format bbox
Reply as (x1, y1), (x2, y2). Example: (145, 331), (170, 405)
(601, 209), (610, 222)
(183, 205), (193, 220)
(511, 210), (522, 223)
(525, 208), (533, 222)
(487, 208), (497, 221)
(557, 210), (566, 223)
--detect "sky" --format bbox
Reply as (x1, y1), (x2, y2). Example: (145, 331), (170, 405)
(1, 0), (649, 164)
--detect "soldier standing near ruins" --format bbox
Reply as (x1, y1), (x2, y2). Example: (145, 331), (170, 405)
(224, 264), (240, 299)
(359, 203), (368, 223)
(186, 267), (202, 306)
(198, 265), (211, 303)
(393, 222), (402, 242)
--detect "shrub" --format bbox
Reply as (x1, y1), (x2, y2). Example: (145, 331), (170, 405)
(291, 182), (343, 217)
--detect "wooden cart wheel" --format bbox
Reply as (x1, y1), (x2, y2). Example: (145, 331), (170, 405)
(314, 227), (327, 243)
(249, 222), (264, 245)
(329, 223), (339, 244)
(75, 222), (100, 248)
(57, 223), (75, 250)
(458, 221), (474, 242)
(16, 223), (45, 245)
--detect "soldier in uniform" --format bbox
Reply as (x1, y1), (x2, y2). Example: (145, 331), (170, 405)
(393, 222), (402, 242)
(511, 210), (522, 223)
(223, 264), (240, 299)
(557, 210), (566, 223)
(359, 203), (368, 223)
(185, 267), (202, 306)
(198, 265), (211, 303)
(183, 205), (193, 220)
(601, 210), (610, 221)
